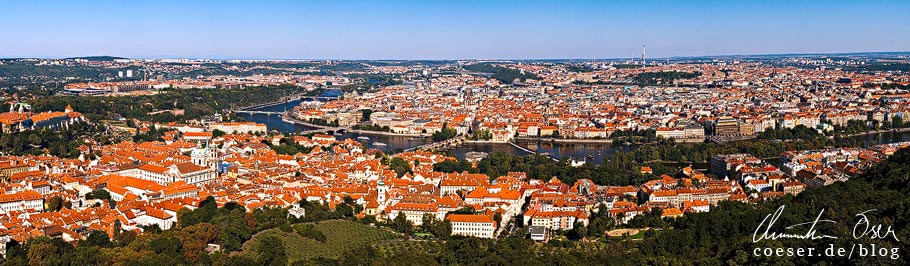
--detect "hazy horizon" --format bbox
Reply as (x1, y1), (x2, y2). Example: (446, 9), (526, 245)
(3, 50), (908, 62)
(2, 1), (908, 60)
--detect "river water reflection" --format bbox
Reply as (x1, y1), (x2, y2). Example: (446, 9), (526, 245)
(241, 100), (910, 165)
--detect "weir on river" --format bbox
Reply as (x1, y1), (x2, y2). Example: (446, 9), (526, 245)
(509, 142), (558, 162)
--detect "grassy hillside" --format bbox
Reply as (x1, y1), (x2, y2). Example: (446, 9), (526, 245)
(375, 239), (446, 258)
(240, 220), (401, 264)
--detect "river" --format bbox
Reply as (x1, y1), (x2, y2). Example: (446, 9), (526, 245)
(240, 99), (910, 165)
(237, 99), (435, 152)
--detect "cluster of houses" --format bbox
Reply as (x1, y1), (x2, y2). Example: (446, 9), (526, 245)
(270, 60), (910, 144)
(0, 124), (906, 252)
(0, 103), (85, 134)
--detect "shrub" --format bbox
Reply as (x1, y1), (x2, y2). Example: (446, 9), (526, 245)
(279, 223), (293, 233)
(293, 224), (326, 242)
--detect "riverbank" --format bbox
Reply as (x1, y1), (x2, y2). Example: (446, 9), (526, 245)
(465, 140), (507, 144)
(514, 137), (614, 143)
(830, 127), (910, 139)
(280, 115), (336, 129)
(348, 130), (430, 137)
(237, 92), (312, 111)
(281, 112), (431, 137)
(473, 127), (910, 145)
(514, 136), (705, 144)
(241, 100), (910, 165)
(509, 142), (558, 161)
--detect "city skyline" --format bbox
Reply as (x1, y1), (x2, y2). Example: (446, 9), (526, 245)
(2, 1), (909, 60)
(0, 1), (909, 262)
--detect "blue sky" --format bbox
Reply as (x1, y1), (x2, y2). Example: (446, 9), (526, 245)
(0, 1), (907, 59)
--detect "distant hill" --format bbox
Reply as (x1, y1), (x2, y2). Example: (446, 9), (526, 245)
(65, 56), (128, 61)
(463, 62), (540, 83)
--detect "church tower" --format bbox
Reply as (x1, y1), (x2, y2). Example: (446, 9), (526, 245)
(377, 180), (387, 203)
(191, 142), (207, 166)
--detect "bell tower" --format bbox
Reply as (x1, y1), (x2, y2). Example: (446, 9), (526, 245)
(377, 180), (387, 203)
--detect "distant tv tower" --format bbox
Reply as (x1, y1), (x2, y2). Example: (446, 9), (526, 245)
(641, 45), (646, 66)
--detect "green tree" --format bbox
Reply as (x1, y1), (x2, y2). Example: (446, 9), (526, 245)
(27, 134), (42, 145)
(148, 236), (181, 257)
(86, 189), (111, 200)
(462, 63), (540, 83)
(473, 128), (493, 140)
(388, 157), (412, 177)
(433, 159), (476, 173)
(46, 196), (65, 211)
(178, 223), (220, 263)
(567, 222), (587, 240)
(432, 122), (458, 141)
(293, 224), (327, 242)
(419, 213), (452, 239)
(256, 235), (287, 266)
(114, 230), (137, 246)
(390, 212), (414, 235)
(360, 109), (373, 122)
(212, 129), (227, 138)
(73, 246), (107, 265)
(81, 230), (112, 248)
(632, 71), (701, 85)
(450, 207), (478, 215)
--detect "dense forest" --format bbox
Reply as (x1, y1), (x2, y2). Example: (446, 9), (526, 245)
(462, 63), (540, 84)
(270, 137), (317, 156)
(844, 63), (910, 73)
(435, 151), (670, 186)
(0, 122), (104, 159)
(341, 74), (403, 92)
(29, 84), (312, 123)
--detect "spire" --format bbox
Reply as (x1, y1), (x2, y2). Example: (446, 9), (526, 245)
(641, 45), (646, 65)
